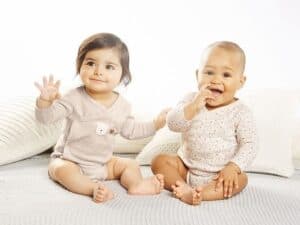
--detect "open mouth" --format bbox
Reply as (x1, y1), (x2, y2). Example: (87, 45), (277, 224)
(208, 87), (224, 98)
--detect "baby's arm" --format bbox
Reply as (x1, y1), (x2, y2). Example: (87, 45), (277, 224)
(215, 107), (258, 197)
(34, 75), (72, 124)
(167, 96), (193, 132)
(167, 89), (209, 132)
(230, 108), (259, 171)
(120, 108), (169, 139)
(120, 104), (169, 139)
(168, 86), (213, 132)
(183, 85), (212, 120)
(120, 117), (156, 140)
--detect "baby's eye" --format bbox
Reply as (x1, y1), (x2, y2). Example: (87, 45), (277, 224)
(205, 70), (214, 75)
(223, 72), (232, 78)
(106, 64), (115, 70)
(86, 61), (95, 67)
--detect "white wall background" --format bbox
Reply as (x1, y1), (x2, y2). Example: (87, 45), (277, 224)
(0, 0), (299, 114)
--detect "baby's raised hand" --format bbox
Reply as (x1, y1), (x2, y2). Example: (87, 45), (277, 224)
(184, 84), (214, 120)
(214, 162), (241, 198)
(34, 75), (61, 103)
(154, 108), (171, 130)
(192, 83), (214, 109)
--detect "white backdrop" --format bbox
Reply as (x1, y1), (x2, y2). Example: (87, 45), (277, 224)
(0, 0), (299, 114)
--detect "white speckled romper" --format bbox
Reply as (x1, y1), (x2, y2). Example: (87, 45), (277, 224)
(35, 86), (156, 181)
(167, 92), (258, 187)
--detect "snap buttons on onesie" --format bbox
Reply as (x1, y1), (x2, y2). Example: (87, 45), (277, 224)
(96, 122), (109, 135)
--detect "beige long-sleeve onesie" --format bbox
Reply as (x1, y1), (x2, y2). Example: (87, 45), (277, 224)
(35, 86), (156, 181)
(167, 92), (258, 187)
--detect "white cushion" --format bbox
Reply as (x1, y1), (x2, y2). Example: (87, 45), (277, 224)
(113, 109), (155, 153)
(0, 96), (62, 165)
(136, 126), (181, 164)
(114, 135), (153, 153)
(240, 89), (299, 177)
(136, 89), (300, 177)
(292, 112), (300, 169)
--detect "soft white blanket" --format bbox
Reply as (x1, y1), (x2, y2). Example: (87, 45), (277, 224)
(1, 153), (300, 225)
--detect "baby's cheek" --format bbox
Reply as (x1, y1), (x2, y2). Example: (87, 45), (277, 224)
(198, 81), (209, 90)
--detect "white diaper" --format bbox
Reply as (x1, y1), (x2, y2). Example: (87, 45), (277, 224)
(187, 170), (216, 188)
(79, 164), (108, 182)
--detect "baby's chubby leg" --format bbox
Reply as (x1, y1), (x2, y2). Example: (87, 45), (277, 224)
(106, 157), (164, 195)
(151, 154), (202, 205)
(151, 154), (188, 191)
(200, 172), (248, 201)
(48, 158), (113, 203)
(151, 154), (248, 203)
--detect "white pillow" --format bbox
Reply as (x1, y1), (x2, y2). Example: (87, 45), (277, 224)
(113, 109), (155, 153)
(292, 112), (300, 169)
(114, 135), (153, 153)
(0, 96), (62, 165)
(136, 126), (181, 165)
(239, 89), (299, 177)
(136, 89), (300, 177)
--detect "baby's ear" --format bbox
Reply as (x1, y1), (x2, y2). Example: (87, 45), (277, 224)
(195, 69), (199, 81)
(239, 75), (246, 88)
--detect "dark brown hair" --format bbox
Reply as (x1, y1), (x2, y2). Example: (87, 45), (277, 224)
(76, 33), (131, 86)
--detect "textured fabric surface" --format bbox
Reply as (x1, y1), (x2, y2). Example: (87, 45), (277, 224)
(1, 153), (300, 225)
(114, 134), (152, 153)
(0, 96), (62, 166)
(136, 126), (181, 165)
(239, 89), (299, 177)
(292, 115), (300, 163)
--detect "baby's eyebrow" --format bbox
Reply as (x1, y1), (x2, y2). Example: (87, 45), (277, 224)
(105, 61), (118, 66)
(222, 66), (233, 71)
(84, 58), (96, 61)
(204, 65), (215, 69)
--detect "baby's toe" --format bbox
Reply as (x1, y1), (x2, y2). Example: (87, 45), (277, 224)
(175, 180), (183, 187)
(192, 192), (202, 205)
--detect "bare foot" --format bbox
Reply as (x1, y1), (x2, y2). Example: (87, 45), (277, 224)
(171, 181), (202, 205)
(128, 174), (164, 195)
(93, 183), (114, 203)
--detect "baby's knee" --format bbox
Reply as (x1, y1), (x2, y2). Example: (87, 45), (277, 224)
(151, 154), (173, 171)
(116, 158), (139, 172)
(127, 159), (139, 169)
(239, 172), (248, 189)
(49, 160), (78, 180)
(50, 165), (66, 180)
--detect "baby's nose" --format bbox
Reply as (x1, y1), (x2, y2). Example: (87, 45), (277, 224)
(211, 75), (222, 83)
(94, 66), (104, 76)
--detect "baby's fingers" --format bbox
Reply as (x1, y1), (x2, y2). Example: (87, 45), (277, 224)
(48, 74), (54, 85)
(198, 83), (210, 91)
(54, 80), (61, 89)
(233, 174), (239, 189)
(43, 76), (48, 87)
(223, 180), (230, 197)
(227, 180), (234, 198)
(215, 175), (224, 191)
(34, 82), (43, 92)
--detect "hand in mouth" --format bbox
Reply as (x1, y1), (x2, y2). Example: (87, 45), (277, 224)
(207, 86), (223, 98)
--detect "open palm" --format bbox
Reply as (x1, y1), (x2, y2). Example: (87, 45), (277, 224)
(34, 75), (60, 102)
